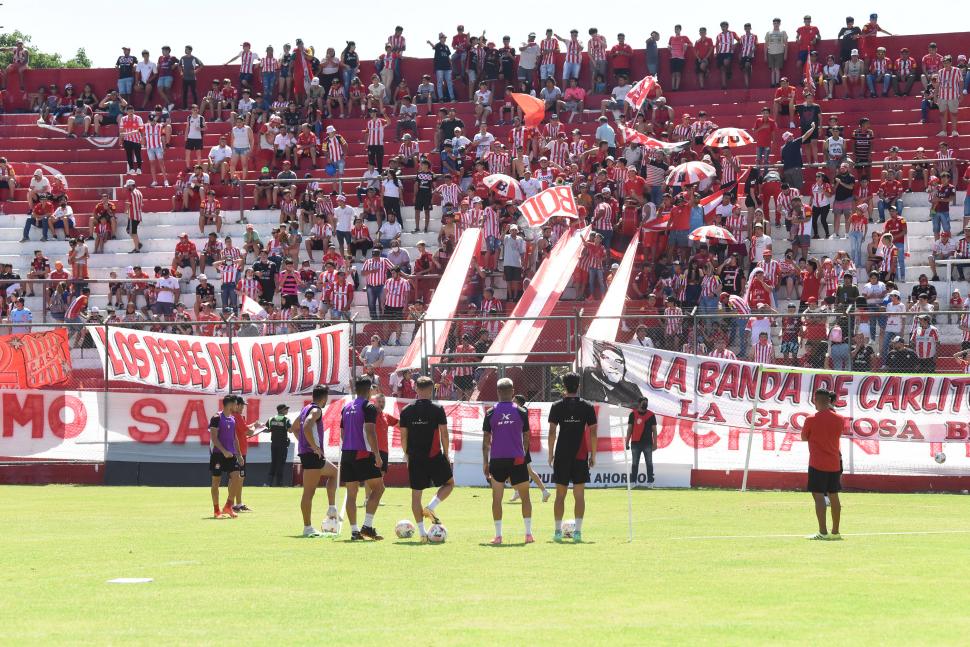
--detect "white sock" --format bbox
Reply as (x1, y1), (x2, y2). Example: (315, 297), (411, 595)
(364, 513), (375, 527)
(494, 520), (503, 536)
(427, 496), (441, 511)
(327, 505), (337, 516)
(574, 518), (583, 532)
(304, 525), (313, 532)
(524, 517), (532, 535)
(351, 524), (359, 532)
(417, 521), (427, 536)
(554, 519), (562, 532)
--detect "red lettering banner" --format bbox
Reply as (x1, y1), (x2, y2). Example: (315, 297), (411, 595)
(518, 185), (579, 228)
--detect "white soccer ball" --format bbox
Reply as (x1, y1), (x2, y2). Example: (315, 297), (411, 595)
(320, 517), (339, 534)
(935, 452), (947, 464)
(395, 519), (416, 539)
(561, 520), (576, 539)
(427, 523), (448, 543)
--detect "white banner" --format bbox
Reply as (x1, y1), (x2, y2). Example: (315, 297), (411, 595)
(90, 324), (350, 395)
(518, 185), (579, 229)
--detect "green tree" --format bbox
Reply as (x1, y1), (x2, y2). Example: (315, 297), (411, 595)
(0, 31), (92, 69)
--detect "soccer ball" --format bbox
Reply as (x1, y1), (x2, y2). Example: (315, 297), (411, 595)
(935, 452), (947, 464)
(561, 520), (576, 539)
(320, 517), (339, 534)
(427, 523), (448, 543)
(395, 519), (416, 539)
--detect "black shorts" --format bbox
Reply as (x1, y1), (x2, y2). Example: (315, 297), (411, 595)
(209, 452), (239, 476)
(309, 239), (324, 250)
(455, 375), (474, 391)
(489, 457), (529, 486)
(670, 58), (685, 73)
(384, 306), (403, 319)
(408, 453), (453, 490)
(282, 294), (299, 309)
(807, 465), (842, 493)
(99, 114), (119, 125)
(552, 458), (591, 486)
(414, 189), (433, 211)
(503, 266), (522, 282)
(126, 219), (139, 235)
(185, 138), (203, 151)
(379, 450), (389, 475)
(695, 59), (708, 73)
(340, 450), (382, 484)
(740, 56), (754, 67)
(717, 53), (733, 67)
(299, 452), (326, 470)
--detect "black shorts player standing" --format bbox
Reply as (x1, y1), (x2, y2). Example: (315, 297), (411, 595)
(399, 376), (455, 542)
(547, 371), (598, 543)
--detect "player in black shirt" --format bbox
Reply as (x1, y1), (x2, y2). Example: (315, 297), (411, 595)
(413, 159), (435, 233)
(265, 403), (292, 486)
(399, 376), (454, 542)
(547, 372), (598, 543)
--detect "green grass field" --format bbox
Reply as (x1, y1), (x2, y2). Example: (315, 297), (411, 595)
(3, 485), (970, 645)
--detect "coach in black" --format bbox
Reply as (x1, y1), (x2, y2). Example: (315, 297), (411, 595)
(547, 372), (598, 543)
(400, 376), (454, 542)
(265, 404), (292, 486)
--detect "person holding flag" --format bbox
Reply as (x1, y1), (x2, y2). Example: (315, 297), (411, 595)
(291, 38), (313, 102)
(547, 372), (598, 543)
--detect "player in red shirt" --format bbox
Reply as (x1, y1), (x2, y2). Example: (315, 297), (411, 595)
(693, 28), (713, 89)
(801, 389), (844, 540)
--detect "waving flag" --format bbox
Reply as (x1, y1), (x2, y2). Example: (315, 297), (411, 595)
(518, 185), (579, 228)
(803, 57), (816, 95)
(586, 238), (639, 342)
(617, 124), (689, 152)
(624, 75), (659, 110)
(510, 93), (546, 127)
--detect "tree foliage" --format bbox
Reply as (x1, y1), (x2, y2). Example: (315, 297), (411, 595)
(1, 31), (92, 69)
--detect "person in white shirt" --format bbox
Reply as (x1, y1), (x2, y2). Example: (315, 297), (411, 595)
(153, 267), (180, 319)
(233, 90), (256, 126)
(472, 124), (495, 158)
(51, 197), (76, 240)
(600, 78), (632, 118)
(28, 170), (51, 210)
(378, 212), (403, 248)
(229, 116), (254, 180)
(134, 50), (158, 109)
(450, 127), (471, 150)
(519, 170), (542, 197)
(749, 223), (772, 260)
(474, 82), (493, 125)
(883, 290), (905, 357)
(273, 128), (297, 167)
(631, 325), (654, 347)
(332, 194), (357, 255)
(208, 136), (234, 183)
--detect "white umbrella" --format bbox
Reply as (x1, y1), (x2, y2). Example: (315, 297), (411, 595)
(482, 174), (524, 202)
(689, 225), (737, 244)
(665, 161), (717, 187)
(704, 127), (756, 148)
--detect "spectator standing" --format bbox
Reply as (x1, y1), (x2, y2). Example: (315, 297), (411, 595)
(764, 18), (788, 88)
(115, 47), (137, 102)
(119, 105), (144, 176)
(177, 45), (204, 109)
(668, 25), (692, 91)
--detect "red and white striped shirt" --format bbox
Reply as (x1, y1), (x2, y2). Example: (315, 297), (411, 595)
(776, 188), (801, 217)
(758, 259), (781, 287)
(485, 150), (511, 174)
(752, 341), (775, 364)
(457, 207), (478, 238)
(569, 138), (587, 159)
(543, 121), (562, 141)
(383, 277), (412, 308)
(435, 183), (461, 206)
(564, 39), (583, 65)
(592, 202), (613, 230)
(911, 325), (939, 359)
(739, 33), (757, 58)
(876, 243), (896, 273)
(482, 207), (501, 238)
(144, 122), (164, 149)
(810, 182), (831, 208)
(720, 157), (740, 185)
(870, 57), (892, 75)
(701, 274), (721, 297)
(937, 66), (964, 101)
(726, 294), (750, 314)
(221, 264), (239, 285)
(588, 35), (607, 62)
(237, 50), (257, 74)
(578, 242), (605, 271)
(709, 347), (737, 360)
(714, 31), (738, 55)
(127, 188), (144, 222)
(329, 282), (354, 311)
(279, 198), (297, 220)
(454, 343), (476, 375)
(120, 115), (144, 143)
(326, 134), (345, 161)
(366, 118), (387, 146)
(673, 123), (692, 141)
(724, 210), (747, 239)
(509, 126), (531, 151)
(261, 56), (278, 73)
(223, 245), (241, 264)
(664, 307), (683, 335)
(311, 221), (332, 240)
(540, 38), (559, 66)
(481, 298), (503, 336)
(896, 56), (915, 77)
(362, 256), (394, 287)
(240, 278), (259, 298)
(398, 140), (418, 159)
(820, 268), (838, 296)
(546, 139), (569, 167)
(387, 34), (407, 62)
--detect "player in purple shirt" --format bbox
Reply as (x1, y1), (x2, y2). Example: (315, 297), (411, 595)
(296, 385), (341, 538)
(482, 377), (534, 545)
(340, 376), (385, 541)
(208, 395), (241, 519)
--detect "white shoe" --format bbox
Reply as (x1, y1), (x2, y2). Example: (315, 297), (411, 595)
(150, 181), (158, 187)
(938, 130), (947, 137)
(126, 168), (134, 175)
(163, 180), (170, 187)
(509, 491), (520, 502)
(135, 169), (142, 175)
(542, 490), (551, 503)
(303, 527), (323, 537)
(951, 130), (959, 137)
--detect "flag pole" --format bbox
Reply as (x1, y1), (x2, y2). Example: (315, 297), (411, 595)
(740, 366), (762, 492)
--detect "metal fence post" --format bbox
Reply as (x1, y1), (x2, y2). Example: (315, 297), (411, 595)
(227, 315), (234, 394)
(102, 320), (110, 472)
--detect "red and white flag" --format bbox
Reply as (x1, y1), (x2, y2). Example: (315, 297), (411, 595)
(803, 57), (816, 95)
(624, 75), (659, 110)
(397, 228), (483, 371)
(481, 226), (591, 365)
(699, 187), (727, 219)
(240, 294), (267, 320)
(518, 185), (579, 228)
(617, 124), (689, 151)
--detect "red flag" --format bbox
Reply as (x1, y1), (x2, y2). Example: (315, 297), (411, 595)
(699, 188), (727, 223)
(510, 93), (546, 128)
(803, 58), (816, 95)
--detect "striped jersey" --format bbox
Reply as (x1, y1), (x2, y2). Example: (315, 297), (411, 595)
(752, 341), (775, 364)
(127, 188), (144, 221)
(261, 56), (278, 73)
(739, 33), (757, 58)
(120, 115), (144, 143)
(592, 202), (614, 230)
(237, 50), (258, 73)
(714, 31), (738, 54)
(911, 325), (939, 359)
(383, 277), (412, 308)
(366, 118), (387, 145)
(588, 35), (607, 61)
(564, 39), (583, 65)
(143, 122), (164, 149)
(362, 256), (394, 287)
(540, 38), (559, 65)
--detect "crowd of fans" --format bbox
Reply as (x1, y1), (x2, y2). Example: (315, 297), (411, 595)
(3, 15), (970, 386)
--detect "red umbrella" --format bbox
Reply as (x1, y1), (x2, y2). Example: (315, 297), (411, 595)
(483, 174), (524, 202)
(665, 161), (717, 187)
(704, 127), (755, 148)
(689, 225), (737, 244)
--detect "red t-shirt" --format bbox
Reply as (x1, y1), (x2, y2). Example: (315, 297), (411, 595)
(795, 25), (820, 51)
(801, 271), (821, 302)
(774, 86), (796, 104)
(693, 37), (713, 60)
(232, 414), (251, 456)
(609, 43), (633, 68)
(883, 217), (907, 244)
(375, 412), (397, 453)
(752, 116), (777, 147)
(803, 408), (844, 472)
